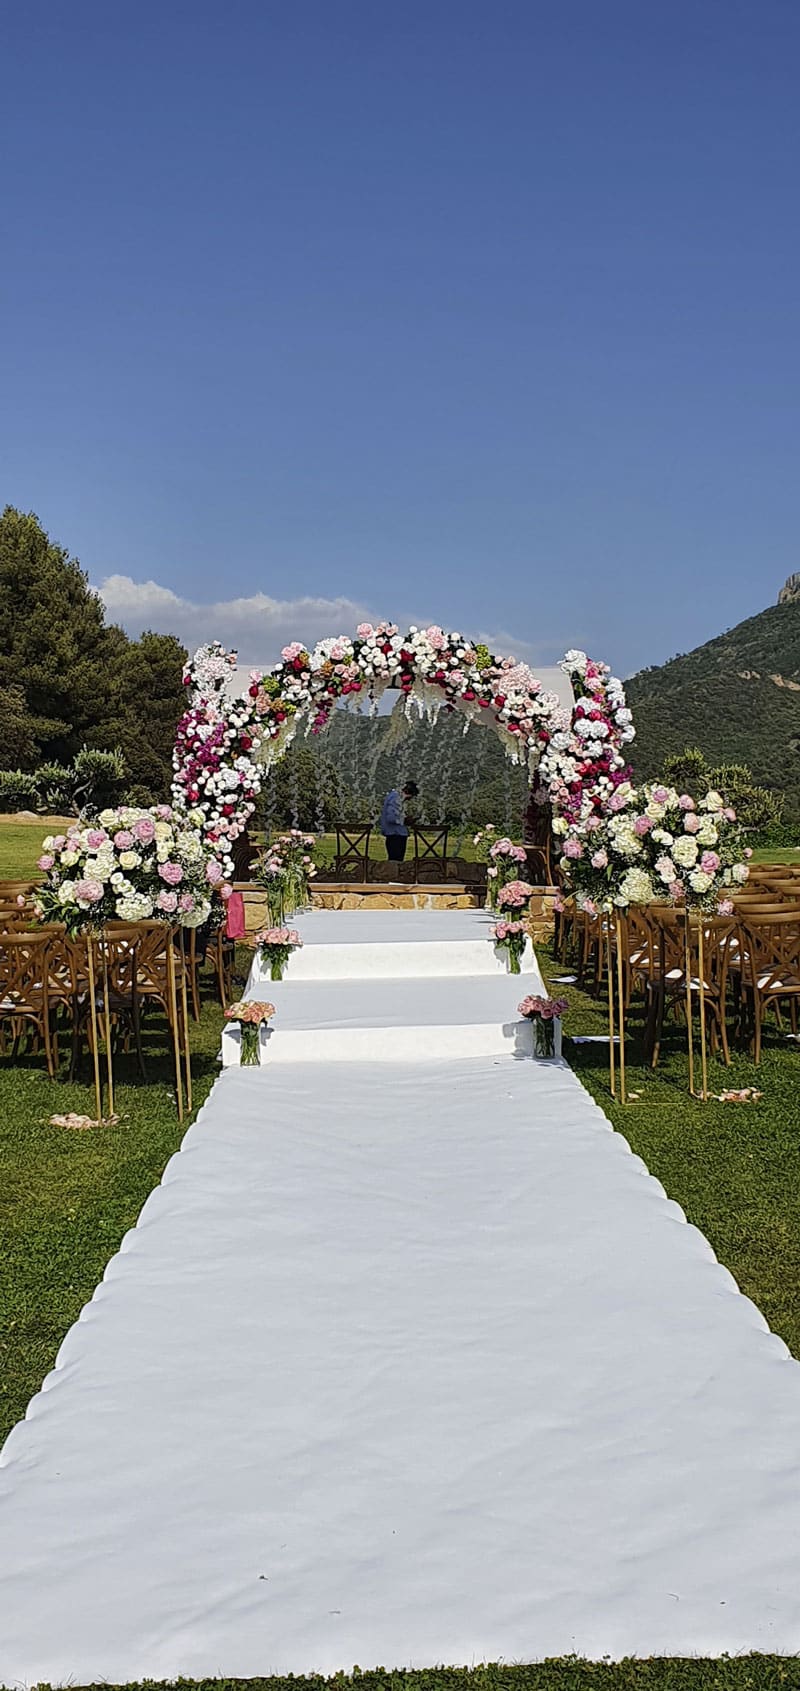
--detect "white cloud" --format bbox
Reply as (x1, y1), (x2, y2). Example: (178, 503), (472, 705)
(95, 575), (374, 668)
(94, 576), (574, 704)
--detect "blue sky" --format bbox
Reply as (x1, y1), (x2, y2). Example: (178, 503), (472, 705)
(3, 0), (799, 676)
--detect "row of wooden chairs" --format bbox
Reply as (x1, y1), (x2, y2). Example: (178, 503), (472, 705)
(332, 826), (449, 881)
(0, 905), (237, 1079)
(558, 874), (800, 1067)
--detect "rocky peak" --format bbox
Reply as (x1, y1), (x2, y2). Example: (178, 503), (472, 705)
(778, 573), (800, 605)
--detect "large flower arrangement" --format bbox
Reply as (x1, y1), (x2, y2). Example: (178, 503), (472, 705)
(36, 805), (217, 934)
(557, 781), (657, 913)
(636, 784), (750, 911)
(558, 782), (750, 913)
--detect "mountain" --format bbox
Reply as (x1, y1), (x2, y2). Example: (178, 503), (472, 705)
(626, 584), (800, 819)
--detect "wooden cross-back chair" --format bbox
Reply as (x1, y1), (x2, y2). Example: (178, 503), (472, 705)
(0, 902), (31, 933)
(524, 835), (554, 887)
(736, 911), (800, 1063)
(413, 826), (448, 883)
(640, 909), (736, 1069)
(334, 826), (372, 881)
(0, 931), (56, 1074)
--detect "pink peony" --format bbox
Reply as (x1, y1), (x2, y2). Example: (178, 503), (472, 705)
(114, 830), (134, 850)
(53, 834), (66, 849)
(591, 849), (608, 869)
(86, 829), (108, 850)
(700, 850), (720, 874)
(683, 813), (701, 833)
(206, 860), (223, 884)
(157, 889), (179, 913)
(133, 817), (156, 844)
(158, 862), (183, 885)
(563, 838), (583, 860)
(75, 878), (104, 904)
(38, 854), (54, 871)
(678, 794), (696, 810)
(497, 879), (535, 907)
(651, 785), (670, 804)
(634, 816), (652, 836)
(179, 893), (195, 912)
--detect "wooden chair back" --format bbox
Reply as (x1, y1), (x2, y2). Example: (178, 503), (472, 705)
(334, 826), (372, 881)
(0, 931), (54, 1072)
(413, 827), (448, 882)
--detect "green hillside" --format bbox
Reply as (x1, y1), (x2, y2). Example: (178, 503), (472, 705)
(626, 595), (800, 820)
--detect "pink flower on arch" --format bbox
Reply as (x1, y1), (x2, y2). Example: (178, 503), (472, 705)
(158, 862), (183, 886)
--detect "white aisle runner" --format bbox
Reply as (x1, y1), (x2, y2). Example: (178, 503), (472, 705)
(2, 922), (800, 1679)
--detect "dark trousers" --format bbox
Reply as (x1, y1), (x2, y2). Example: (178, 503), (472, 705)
(385, 834), (408, 862)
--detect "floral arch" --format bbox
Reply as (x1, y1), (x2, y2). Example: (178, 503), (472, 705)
(172, 623), (635, 880)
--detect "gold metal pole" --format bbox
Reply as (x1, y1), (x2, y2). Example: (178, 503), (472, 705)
(85, 937), (103, 1123)
(166, 933), (184, 1122)
(100, 938), (115, 1117)
(606, 912), (616, 1098)
(698, 917), (709, 1103)
(179, 928), (192, 1113)
(684, 907), (695, 1098)
(615, 911), (626, 1105)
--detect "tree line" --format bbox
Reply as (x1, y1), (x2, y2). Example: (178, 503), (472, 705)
(0, 506), (186, 809)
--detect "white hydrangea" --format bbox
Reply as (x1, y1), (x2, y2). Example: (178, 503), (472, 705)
(617, 867), (655, 905)
(672, 836), (698, 868)
(689, 869), (712, 894)
(116, 892), (154, 920)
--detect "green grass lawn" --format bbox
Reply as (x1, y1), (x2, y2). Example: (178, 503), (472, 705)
(750, 845), (800, 864)
(0, 817), (67, 879)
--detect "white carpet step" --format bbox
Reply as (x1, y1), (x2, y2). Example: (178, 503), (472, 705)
(226, 970), (548, 1064)
(246, 936), (538, 984)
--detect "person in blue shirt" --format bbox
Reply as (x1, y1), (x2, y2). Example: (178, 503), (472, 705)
(379, 779), (418, 867)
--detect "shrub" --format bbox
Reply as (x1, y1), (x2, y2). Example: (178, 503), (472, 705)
(33, 762), (73, 813)
(0, 770), (40, 812)
(70, 746), (127, 813)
